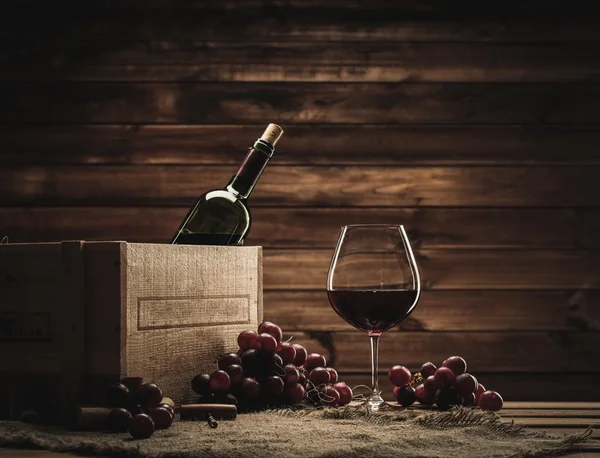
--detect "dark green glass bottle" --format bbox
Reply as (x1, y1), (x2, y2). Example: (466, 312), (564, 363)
(171, 124), (284, 246)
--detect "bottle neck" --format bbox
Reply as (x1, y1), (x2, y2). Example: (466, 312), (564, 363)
(226, 139), (274, 199)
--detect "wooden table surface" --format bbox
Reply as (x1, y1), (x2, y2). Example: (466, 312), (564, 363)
(0, 402), (598, 457)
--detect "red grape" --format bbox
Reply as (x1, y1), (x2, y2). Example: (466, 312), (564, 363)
(136, 383), (163, 409)
(129, 413), (155, 439)
(434, 367), (456, 389)
(285, 383), (306, 405)
(264, 376), (285, 396)
(276, 343), (297, 365)
(258, 321), (283, 344)
(424, 375), (439, 397)
(241, 349), (259, 376)
(284, 365), (299, 384)
(305, 353), (327, 372)
(442, 356), (467, 376)
(192, 374), (212, 396)
(259, 333), (278, 353)
(121, 377), (143, 393)
(333, 382), (353, 406)
(209, 370), (231, 393)
(461, 392), (476, 407)
(325, 367), (339, 384)
(479, 390), (503, 412)
(475, 383), (486, 404)
(258, 350), (283, 374)
(454, 373), (478, 396)
(128, 404), (145, 415)
(215, 393), (238, 405)
(415, 384), (434, 405)
(395, 385), (417, 407)
(436, 388), (462, 411)
(241, 377), (261, 399)
(292, 344), (308, 366)
(105, 383), (129, 408)
(158, 403), (175, 418)
(248, 336), (262, 349)
(238, 330), (259, 350)
(318, 386), (340, 407)
(218, 353), (242, 370)
(108, 407), (132, 432)
(150, 406), (173, 429)
(420, 362), (437, 379)
(271, 353), (284, 371)
(225, 364), (244, 385)
(297, 368), (307, 386)
(388, 365), (411, 387)
(308, 367), (330, 386)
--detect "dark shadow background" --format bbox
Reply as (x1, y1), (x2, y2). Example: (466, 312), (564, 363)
(1, 0), (600, 400)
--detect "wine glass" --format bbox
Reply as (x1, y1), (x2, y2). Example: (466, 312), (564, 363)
(326, 225), (421, 411)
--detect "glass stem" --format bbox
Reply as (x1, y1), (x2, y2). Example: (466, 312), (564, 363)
(369, 333), (381, 396)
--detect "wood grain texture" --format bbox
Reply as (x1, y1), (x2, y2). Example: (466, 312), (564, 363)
(263, 249), (600, 290)
(1, 0), (600, 404)
(1, 83), (600, 124)
(2, 207), (599, 249)
(3, 42), (600, 83)
(287, 331), (600, 372)
(2, 165), (599, 207)
(2, 4), (600, 43)
(3, 0), (600, 15)
(264, 290), (600, 331)
(3, 125), (600, 165)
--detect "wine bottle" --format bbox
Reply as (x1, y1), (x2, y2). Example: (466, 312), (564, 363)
(171, 124), (284, 246)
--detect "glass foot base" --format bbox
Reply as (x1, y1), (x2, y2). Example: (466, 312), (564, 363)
(366, 393), (389, 412)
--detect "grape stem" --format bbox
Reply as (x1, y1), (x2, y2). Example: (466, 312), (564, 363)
(304, 381), (336, 405)
(350, 385), (373, 402)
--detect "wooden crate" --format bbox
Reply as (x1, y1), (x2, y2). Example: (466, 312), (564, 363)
(0, 241), (262, 419)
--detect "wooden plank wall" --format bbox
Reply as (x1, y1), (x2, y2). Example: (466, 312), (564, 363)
(1, 1), (600, 400)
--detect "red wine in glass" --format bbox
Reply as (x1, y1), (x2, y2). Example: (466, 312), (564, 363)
(326, 225), (421, 411)
(327, 290), (418, 334)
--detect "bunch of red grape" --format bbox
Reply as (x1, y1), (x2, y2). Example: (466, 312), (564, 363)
(191, 321), (353, 410)
(389, 356), (504, 412)
(104, 379), (175, 439)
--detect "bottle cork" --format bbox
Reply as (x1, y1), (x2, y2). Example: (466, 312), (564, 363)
(260, 123), (284, 147)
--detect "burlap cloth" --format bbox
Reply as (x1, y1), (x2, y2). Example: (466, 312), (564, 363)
(0, 406), (593, 458)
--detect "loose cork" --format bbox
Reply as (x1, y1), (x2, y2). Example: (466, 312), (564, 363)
(72, 406), (111, 430)
(260, 123), (284, 146)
